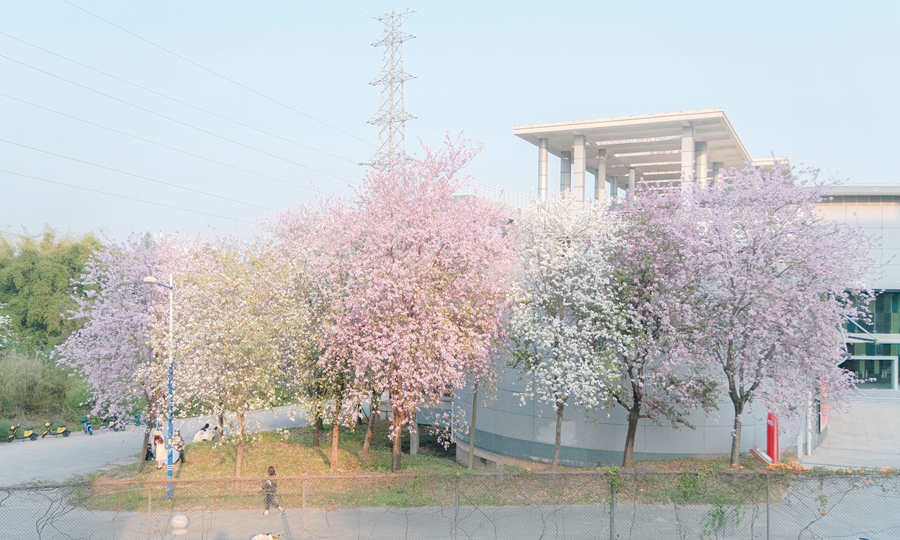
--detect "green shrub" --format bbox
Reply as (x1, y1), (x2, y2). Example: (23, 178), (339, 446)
(0, 349), (89, 426)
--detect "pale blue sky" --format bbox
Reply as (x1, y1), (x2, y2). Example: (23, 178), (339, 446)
(1, 0), (897, 240)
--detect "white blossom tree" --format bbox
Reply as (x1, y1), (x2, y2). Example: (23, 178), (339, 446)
(508, 197), (622, 471)
(156, 233), (310, 478)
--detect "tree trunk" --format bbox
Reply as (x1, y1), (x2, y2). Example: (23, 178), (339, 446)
(235, 410), (245, 478)
(391, 405), (404, 473)
(136, 408), (156, 474)
(622, 409), (640, 468)
(330, 400), (341, 470)
(362, 391), (379, 456)
(217, 412), (225, 436)
(551, 401), (565, 473)
(313, 416), (323, 447)
(730, 400), (744, 466)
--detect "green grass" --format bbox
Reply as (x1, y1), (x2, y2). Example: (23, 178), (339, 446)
(79, 420), (804, 512)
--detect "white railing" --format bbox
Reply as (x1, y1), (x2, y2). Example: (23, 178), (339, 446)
(456, 177), (529, 210)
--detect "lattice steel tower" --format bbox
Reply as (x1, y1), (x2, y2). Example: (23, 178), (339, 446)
(368, 9), (415, 170)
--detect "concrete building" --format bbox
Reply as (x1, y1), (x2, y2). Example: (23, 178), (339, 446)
(452, 109), (899, 468)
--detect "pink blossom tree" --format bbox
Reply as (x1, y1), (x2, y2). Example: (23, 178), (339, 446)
(269, 199), (361, 469)
(607, 191), (718, 468)
(55, 233), (165, 473)
(311, 139), (515, 472)
(688, 166), (875, 465)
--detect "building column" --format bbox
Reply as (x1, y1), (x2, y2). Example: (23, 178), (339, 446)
(681, 125), (695, 193)
(538, 138), (549, 200)
(595, 149), (606, 204)
(560, 151), (572, 198)
(628, 168), (636, 200)
(696, 141), (708, 188)
(573, 135), (586, 201)
(610, 176), (618, 202)
(712, 162), (724, 184)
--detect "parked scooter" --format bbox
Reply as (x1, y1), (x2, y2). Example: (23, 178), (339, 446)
(102, 417), (119, 432)
(41, 421), (70, 438)
(81, 417), (93, 435)
(7, 425), (38, 442)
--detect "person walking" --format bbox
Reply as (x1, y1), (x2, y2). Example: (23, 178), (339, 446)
(153, 431), (165, 470)
(262, 466), (284, 515)
(173, 429), (186, 464)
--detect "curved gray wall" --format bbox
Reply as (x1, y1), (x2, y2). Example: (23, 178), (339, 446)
(454, 360), (800, 467)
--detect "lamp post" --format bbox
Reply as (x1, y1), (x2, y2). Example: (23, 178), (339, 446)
(144, 274), (174, 500)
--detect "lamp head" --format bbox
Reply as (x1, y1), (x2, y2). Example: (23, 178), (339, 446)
(142, 276), (159, 284)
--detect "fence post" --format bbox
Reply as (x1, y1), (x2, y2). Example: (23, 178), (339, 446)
(147, 486), (152, 540)
(454, 479), (460, 540)
(609, 475), (616, 540)
(301, 478), (307, 540)
(766, 474), (771, 540)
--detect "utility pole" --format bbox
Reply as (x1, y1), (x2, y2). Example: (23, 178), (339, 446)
(368, 9), (415, 170)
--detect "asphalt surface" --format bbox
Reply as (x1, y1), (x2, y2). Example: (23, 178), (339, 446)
(0, 405), (308, 486)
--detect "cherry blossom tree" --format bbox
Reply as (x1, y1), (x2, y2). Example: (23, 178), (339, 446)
(508, 197), (621, 472)
(688, 166), (875, 465)
(312, 139), (514, 472)
(607, 191), (718, 468)
(269, 199), (360, 469)
(55, 233), (164, 473)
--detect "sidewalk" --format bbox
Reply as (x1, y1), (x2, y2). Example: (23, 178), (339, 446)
(802, 390), (900, 469)
(0, 405), (308, 486)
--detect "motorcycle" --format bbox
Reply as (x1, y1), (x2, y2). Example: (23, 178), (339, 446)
(8, 425), (38, 442)
(81, 417), (93, 435)
(41, 421), (70, 438)
(102, 417), (119, 432)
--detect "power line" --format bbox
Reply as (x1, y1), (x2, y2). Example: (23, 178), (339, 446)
(409, 41), (557, 118)
(0, 93), (323, 194)
(0, 138), (277, 212)
(59, 0), (374, 147)
(0, 31), (361, 166)
(411, 11), (582, 119)
(0, 168), (257, 224)
(0, 53), (361, 186)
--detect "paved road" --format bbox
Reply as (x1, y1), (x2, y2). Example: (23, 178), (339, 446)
(0, 406), (308, 486)
(803, 389), (900, 469)
(3, 482), (899, 540)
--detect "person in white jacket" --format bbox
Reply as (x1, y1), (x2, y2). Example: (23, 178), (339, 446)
(192, 423), (210, 443)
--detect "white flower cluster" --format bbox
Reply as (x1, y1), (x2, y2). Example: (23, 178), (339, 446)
(509, 198), (623, 412)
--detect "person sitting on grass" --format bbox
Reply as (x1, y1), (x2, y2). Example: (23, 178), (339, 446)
(192, 423), (210, 443)
(263, 466), (284, 515)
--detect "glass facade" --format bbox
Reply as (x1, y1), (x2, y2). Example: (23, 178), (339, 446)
(844, 291), (900, 389)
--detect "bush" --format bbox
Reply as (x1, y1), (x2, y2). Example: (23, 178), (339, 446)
(0, 349), (89, 427)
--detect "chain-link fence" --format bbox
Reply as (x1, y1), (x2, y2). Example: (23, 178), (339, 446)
(3, 470), (900, 539)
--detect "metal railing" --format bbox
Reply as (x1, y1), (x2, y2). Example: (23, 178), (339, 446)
(456, 178), (530, 210)
(4, 470), (900, 539)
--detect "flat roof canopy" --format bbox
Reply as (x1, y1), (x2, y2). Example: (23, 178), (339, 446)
(514, 108), (787, 183)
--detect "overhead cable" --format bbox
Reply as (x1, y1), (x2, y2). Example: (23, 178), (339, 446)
(0, 93), (323, 194)
(0, 53), (360, 186)
(59, 0), (374, 147)
(0, 138), (277, 212)
(0, 169), (257, 224)
(0, 31), (361, 165)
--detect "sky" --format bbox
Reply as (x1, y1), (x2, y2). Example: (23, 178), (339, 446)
(1, 0), (898, 241)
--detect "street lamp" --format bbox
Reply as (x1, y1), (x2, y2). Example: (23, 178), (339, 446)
(144, 274), (175, 500)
